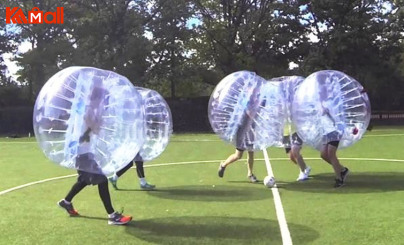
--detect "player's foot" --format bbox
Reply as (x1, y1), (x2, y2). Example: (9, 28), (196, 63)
(334, 178), (344, 188)
(108, 212), (132, 225)
(108, 175), (118, 190)
(218, 162), (226, 178)
(304, 166), (311, 176)
(248, 174), (259, 183)
(341, 167), (349, 181)
(296, 172), (309, 181)
(140, 183), (156, 190)
(58, 199), (79, 216)
(297, 166), (311, 181)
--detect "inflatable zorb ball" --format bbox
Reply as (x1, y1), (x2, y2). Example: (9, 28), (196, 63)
(269, 76), (304, 143)
(135, 87), (173, 161)
(291, 70), (371, 150)
(33, 67), (145, 176)
(208, 71), (286, 151)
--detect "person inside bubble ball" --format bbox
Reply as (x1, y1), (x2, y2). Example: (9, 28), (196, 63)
(282, 78), (310, 181)
(108, 153), (156, 190)
(283, 129), (311, 181)
(218, 87), (261, 183)
(318, 79), (349, 188)
(58, 84), (133, 225)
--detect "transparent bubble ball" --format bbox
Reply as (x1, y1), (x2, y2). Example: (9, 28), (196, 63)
(269, 76), (305, 146)
(208, 71), (286, 151)
(33, 67), (145, 176)
(291, 70), (371, 150)
(135, 87), (173, 161)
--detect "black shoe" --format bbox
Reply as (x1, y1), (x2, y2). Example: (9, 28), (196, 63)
(58, 199), (79, 216)
(341, 167), (349, 181)
(334, 178), (344, 188)
(108, 212), (132, 225)
(218, 163), (226, 178)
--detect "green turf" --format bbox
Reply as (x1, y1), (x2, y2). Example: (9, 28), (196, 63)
(1, 127), (404, 244)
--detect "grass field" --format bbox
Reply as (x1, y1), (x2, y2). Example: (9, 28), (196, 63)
(1, 127), (404, 244)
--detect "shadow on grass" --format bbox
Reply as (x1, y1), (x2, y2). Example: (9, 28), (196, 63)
(74, 215), (108, 221)
(282, 172), (404, 193)
(145, 185), (269, 202)
(115, 188), (148, 192)
(125, 216), (319, 245)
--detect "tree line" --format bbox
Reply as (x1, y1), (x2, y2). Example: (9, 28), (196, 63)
(0, 0), (403, 110)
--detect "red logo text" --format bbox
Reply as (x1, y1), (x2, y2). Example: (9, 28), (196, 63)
(6, 7), (64, 24)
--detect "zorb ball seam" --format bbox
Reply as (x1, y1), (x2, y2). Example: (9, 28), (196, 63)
(208, 71), (286, 151)
(291, 70), (371, 150)
(33, 66), (145, 176)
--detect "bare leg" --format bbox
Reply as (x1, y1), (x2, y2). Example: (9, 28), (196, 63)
(246, 151), (254, 176)
(218, 149), (244, 178)
(291, 145), (306, 172)
(321, 144), (345, 179)
(289, 152), (297, 164)
(221, 149), (244, 168)
(320, 144), (332, 165)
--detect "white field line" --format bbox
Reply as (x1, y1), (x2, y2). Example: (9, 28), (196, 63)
(364, 134), (404, 137)
(2, 157), (404, 245)
(263, 149), (293, 245)
(2, 157), (404, 197)
(0, 174), (77, 196)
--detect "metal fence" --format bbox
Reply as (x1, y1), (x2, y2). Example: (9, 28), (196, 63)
(0, 100), (403, 136)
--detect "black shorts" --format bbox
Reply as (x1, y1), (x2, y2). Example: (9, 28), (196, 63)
(283, 133), (303, 153)
(291, 132), (303, 146)
(77, 171), (107, 185)
(76, 153), (107, 185)
(328, 141), (339, 148)
(322, 131), (342, 145)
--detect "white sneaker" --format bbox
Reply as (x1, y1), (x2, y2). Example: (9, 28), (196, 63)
(296, 171), (309, 181)
(304, 166), (311, 176)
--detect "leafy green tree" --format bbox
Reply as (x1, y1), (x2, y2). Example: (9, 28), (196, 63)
(4, 0), (75, 102)
(300, 0), (404, 109)
(0, 3), (18, 86)
(67, 0), (151, 84)
(144, 0), (195, 98)
(191, 0), (309, 80)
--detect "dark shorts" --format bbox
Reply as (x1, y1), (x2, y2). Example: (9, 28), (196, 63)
(283, 133), (303, 153)
(76, 153), (107, 185)
(328, 141), (340, 148)
(322, 131), (342, 146)
(77, 171), (107, 185)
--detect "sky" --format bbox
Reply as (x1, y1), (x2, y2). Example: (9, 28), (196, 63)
(3, 39), (31, 80)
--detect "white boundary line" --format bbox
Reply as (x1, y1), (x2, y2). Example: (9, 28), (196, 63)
(0, 174), (77, 196)
(263, 149), (293, 245)
(2, 157), (404, 197)
(2, 157), (404, 245)
(365, 134), (404, 137)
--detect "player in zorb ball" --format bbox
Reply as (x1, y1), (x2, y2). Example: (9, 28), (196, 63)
(33, 66), (144, 224)
(270, 76), (311, 181)
(108, 87), (173, 190)
(292, 70), (371, 188)
(209, 71), (285, 183)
